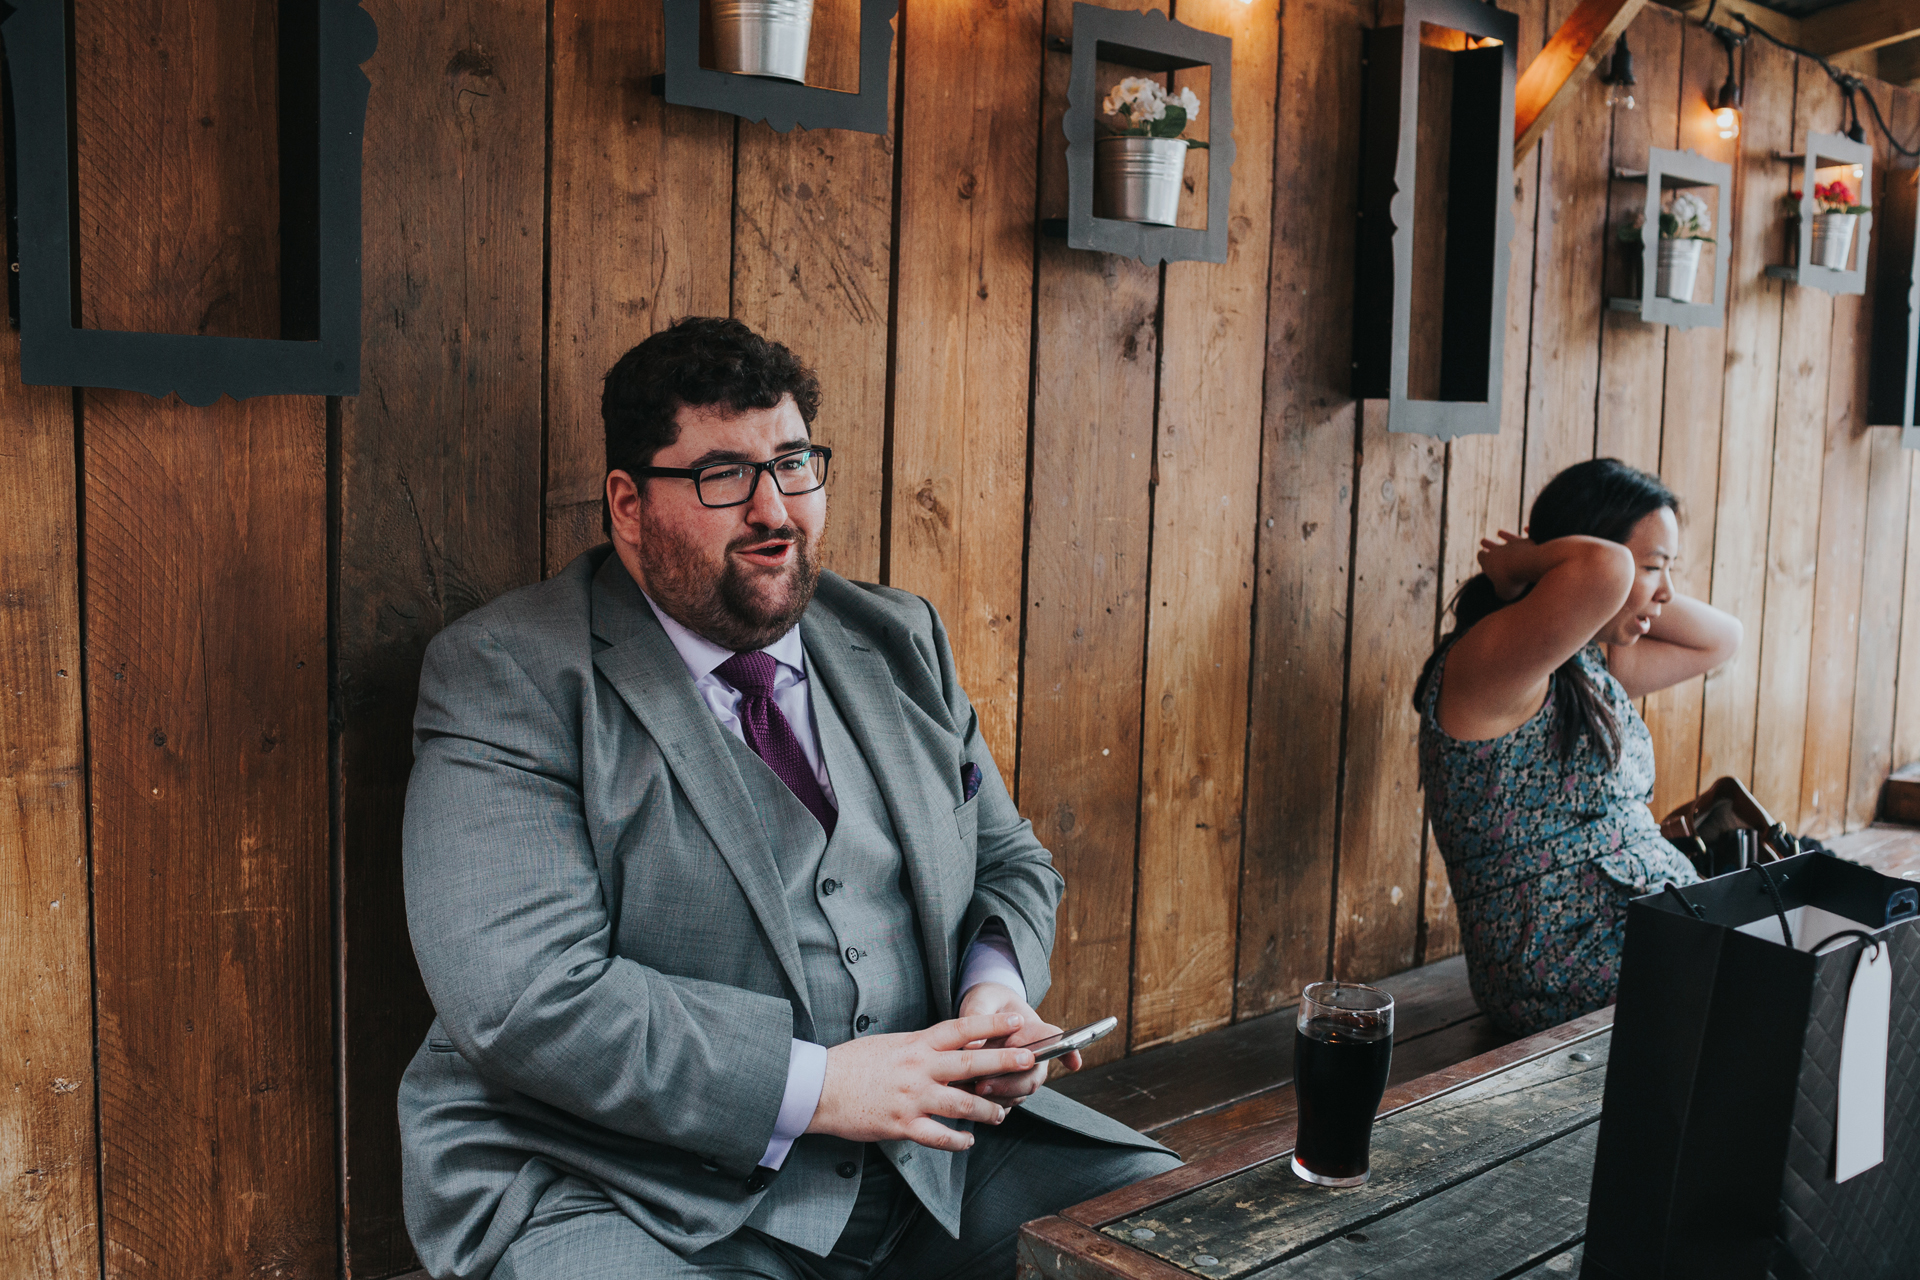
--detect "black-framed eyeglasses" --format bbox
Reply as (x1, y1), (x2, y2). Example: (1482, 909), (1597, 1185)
(635, 445), (833, 509)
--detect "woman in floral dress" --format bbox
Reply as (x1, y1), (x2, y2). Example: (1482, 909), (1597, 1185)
(1415, 459), (1743, 1036)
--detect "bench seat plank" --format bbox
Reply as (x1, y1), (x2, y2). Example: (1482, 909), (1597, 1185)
(1101, 1028), (1609, 1277)
(1259, 1124), (1595, 1279)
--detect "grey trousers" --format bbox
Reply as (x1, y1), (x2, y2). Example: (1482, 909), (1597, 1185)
(491, 1109), (1181, 1280)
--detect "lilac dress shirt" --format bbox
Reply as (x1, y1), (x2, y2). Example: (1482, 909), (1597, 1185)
(641, 595), (1025, 1168)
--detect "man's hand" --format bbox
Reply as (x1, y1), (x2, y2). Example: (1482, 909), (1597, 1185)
(957, 982), (1079, 1102)
(806, 1012), (1035, 1152)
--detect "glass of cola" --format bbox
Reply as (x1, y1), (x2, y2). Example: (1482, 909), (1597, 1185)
(1290, 981), (1394, 1187)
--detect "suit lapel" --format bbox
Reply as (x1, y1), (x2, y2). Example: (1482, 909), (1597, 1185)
(803, 606), (960, 1016)
(589, 558), (811, 1021)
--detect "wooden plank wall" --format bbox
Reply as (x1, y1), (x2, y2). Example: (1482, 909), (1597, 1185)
(7, 0), (1920, 1276)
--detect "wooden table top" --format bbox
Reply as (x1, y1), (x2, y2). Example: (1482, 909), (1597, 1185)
(1018, 1007), (1615, 1280)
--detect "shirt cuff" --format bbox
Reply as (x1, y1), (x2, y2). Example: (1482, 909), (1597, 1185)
(759, 1039), (828, 1171)
(958, 920), (1027, 1005)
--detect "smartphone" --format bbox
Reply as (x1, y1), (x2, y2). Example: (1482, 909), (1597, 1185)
(1024, 1015), (1118, 1064)
(975, 1015), (1118, 1081)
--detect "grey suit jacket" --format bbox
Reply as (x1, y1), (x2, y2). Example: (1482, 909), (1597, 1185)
(398, 547), (1160, 1279)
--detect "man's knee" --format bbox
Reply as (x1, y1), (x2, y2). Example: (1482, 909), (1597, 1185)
(1083, 1144), (1183, 1201)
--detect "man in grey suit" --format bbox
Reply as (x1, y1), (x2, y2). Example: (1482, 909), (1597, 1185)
(398, 317), (1178, 1279)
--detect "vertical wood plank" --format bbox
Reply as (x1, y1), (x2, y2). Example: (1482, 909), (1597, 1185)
(1892, 440), (1920, 772)
(339, 2), (548, 1270)
(1237, 0), (1371, 1018)
(1751, 65), (1839, 829)
(1842, 84), (1919, 828)
(1698, 36), (1794, 788)
(1643, 17), (1735, 817)
(1426, 0), (1548, 967)
(1797, 160), (1877, 836)
(545, 0), (735, 575)
(87, 395), (333, 1280)
(1592, 6), (1681, 474)
(886, 0), (1041, 767)
(0, 338), (97, 1279)
(1335, 401), (1445, 981)
(74, 0), (335, 1275)
(731, 12), (895, 583)
(1847, 430), (1911, 828)
(1021, 0), (1165, 1062)
(1128, 0), (1277, 1049)
(1522, 0), (1616, 501)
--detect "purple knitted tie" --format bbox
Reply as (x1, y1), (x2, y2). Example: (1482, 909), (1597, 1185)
(716, 650), (837, 839)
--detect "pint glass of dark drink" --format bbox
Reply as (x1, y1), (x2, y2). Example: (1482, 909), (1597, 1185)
(1290, 981), (1394, 1186)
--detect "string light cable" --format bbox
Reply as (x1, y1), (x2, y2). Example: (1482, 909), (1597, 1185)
(1700, 0), (1920, 159)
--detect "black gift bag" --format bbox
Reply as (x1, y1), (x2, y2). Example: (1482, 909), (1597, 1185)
(1582, 852), (1920, 1279)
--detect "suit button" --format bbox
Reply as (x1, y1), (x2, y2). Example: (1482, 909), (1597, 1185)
(845, 946), (860, 964)
(821, 879), (841, 896)
(856, 1015), (871, 1032)
(836, 1161), (858, 1179)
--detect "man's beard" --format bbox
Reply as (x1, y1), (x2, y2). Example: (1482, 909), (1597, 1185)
(638, 518), (822, 652)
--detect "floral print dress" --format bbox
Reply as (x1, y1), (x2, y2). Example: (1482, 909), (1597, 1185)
(1418, 641), (1700, 1037)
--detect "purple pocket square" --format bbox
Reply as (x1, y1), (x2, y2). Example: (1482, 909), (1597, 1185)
(961, 762), (982, 802)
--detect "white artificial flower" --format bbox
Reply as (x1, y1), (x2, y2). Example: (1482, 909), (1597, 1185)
(1102, 77), (1158, 117)
(1103, 76), (1175, 122)
(1669, 191), (1711, 236)
(1176, 86), (1201, 117)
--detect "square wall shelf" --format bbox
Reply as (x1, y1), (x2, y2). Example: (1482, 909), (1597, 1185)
(1352, 0), (1519, 439)
(5, 0), (377, 401)
(1054, 3), (1234, 266)
(1868, 162), (1920, 445)
(1767, 131), (1874, 296)
(1608, 147), (1733, 331)
(659, 0), (895, 134)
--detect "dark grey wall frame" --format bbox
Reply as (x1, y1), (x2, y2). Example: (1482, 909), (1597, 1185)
(1055, 3), (1234, 266)
(1352, 0), (1518, 439)
(1608, 147), (1733, 331)
(3, 0), (376, 404)
(660, 0), (896, 134)
(1766, 130), (1873, 297)
(1867, 163), (1920, 446)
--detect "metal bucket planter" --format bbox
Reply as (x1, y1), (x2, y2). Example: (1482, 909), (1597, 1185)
(1655, 238), (1702, 302)
(1094, 137), (1189, 226)
(1811, 212), (1858, 270)
(713, 0), (814, 81)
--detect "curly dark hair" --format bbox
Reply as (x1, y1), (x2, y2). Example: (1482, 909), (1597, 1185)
(601, 317), (823, 530)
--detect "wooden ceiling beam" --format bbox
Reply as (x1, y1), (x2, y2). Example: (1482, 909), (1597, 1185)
(1515, 0), (1652, 161)
(1878, 31), (1920, 83)
(1663, 0), (1803, 46)
(1802, 0), (1920, 57)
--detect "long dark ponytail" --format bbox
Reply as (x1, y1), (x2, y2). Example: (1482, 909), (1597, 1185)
(1414, 458), (1679, 763)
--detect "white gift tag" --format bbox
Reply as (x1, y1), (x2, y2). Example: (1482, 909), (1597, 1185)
(1834, 940), (1891, 1183)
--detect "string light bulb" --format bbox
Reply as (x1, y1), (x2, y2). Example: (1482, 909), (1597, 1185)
(1602, 35), (1637, 110)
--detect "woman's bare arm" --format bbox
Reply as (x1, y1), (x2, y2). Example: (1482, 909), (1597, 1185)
(1437, 534), (1635, 741)
(1605, 595), (1741, 699)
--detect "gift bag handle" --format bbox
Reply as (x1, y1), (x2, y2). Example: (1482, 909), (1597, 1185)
(1752, 861), (1794, 949)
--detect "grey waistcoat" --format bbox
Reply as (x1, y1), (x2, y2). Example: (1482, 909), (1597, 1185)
(733, 660), (958, 1254)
